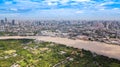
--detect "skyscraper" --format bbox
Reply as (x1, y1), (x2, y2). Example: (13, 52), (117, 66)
(0, 20), (4, 25)
(12, 19), (15, 25)
(5, 17), (7, 23)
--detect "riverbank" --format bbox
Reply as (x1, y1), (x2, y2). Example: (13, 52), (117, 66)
(0, 36), (120, 60)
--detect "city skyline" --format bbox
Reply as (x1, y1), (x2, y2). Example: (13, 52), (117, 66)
(0, 0), (120, 20)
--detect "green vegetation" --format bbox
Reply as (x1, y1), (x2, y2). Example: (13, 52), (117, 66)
(0, 32), (17, 36)
(0, 39), (120, 67)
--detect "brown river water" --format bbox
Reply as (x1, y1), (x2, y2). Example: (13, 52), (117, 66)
(0, 36), (120, 60)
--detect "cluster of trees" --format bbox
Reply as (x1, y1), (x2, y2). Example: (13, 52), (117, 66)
(0, 39), (120, 67)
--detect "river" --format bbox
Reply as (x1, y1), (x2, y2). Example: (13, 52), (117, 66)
(0, 36), (120, 60)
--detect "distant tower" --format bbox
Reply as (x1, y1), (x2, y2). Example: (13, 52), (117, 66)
(12, 19), (15, 25)
(38, 21), (41, 25)
(5, 17), (7, 23)
(103, 22), (109, 29)
(0, 19), (4, 24)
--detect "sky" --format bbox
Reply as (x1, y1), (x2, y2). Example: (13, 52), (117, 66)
(0, 0), (120, 20)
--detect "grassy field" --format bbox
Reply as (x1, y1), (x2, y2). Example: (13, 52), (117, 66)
(0, 39), (120, 67)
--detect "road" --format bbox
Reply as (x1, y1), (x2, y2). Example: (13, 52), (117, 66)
(0, 36), (120, 60)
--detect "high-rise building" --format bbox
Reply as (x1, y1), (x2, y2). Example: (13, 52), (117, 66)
(5, 17), (7, 23)
(0, 20), (4, 24)
(12, 19), (15, 25)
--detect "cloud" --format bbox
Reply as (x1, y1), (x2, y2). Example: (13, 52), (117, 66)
(10, 8), (18, 11)
(0, 0), (119, 12)
(112, 8), (120, 10)
(61, 0), (69, 3)
(0, 0), (120, 20)
(75, 10), (84, 13)
(100, 1), (114, 6)
(47, 2), (58, 6)
(5, 1), (13, 5)
(72, 0), (91, 2)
